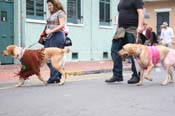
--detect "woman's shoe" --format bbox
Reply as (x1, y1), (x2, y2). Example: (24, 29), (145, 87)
(47, 78), (61, 84)
(55, 79), (60, 83)
(47, 79), (55, 84)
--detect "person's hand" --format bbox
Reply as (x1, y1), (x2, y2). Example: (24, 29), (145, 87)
(40, 32), (46, 38)
(45, 28), (53, 35)
(137, 26), (144, 33)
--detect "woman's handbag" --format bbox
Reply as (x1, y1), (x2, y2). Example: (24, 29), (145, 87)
(64, 36), (72, 46)
(38, 26), (47, 45)
(63, 25), (72, 46)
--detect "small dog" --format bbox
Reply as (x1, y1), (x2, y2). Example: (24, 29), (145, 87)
(2, 45), (69, 87)
(118, 43), (175, 86)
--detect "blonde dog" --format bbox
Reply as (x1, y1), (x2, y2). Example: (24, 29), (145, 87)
(118, 43), (174, 86)
(2, 45), (69, 87)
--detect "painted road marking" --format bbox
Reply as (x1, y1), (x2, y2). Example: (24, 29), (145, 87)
(0, 86), (17, 90)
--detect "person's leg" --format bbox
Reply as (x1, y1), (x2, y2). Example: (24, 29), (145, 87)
(47, 63), (61, 83)
(126, 33), (140, 84)
(105, 39), (124, 83)
(45, 33), (64, 84)
(44, 40), (57, 83)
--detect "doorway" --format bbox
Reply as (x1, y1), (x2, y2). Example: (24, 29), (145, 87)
(157, 12), (169, 36)
(0, 1), (14, 64)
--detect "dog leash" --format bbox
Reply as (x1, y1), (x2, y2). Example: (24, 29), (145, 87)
(27, 42), (39, 48)
(136, 33), (139, 43)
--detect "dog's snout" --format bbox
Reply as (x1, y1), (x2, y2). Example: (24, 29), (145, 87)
(2, 50), (7, 56)
(118, 49), (125, 55)
(1, 51), (4, 55)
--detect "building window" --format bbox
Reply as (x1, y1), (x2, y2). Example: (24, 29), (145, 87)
(26, 0), (44, 20)
(67, 0), (83, 24)
(1, 11), (7, 22)
(99, 0), (111, 26)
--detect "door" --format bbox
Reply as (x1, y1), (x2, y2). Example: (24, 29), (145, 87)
(0, 1), (14, 64)
(157, 12), (169, 36)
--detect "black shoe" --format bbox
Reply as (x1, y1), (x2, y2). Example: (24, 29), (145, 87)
(47, 81), (55, 84)
(47, 79), (60, 84)
(55, 79), (60, 83)
(127, 76), (139, 84)
(105, 77), (123, 83)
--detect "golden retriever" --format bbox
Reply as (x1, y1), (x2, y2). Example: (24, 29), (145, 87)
(118, 43), (175, 86)
(2, 45), (69, 87)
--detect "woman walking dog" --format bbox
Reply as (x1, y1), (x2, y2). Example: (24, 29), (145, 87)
(44, 0), (66, 84)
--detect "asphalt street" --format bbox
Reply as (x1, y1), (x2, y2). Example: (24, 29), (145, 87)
(0, 69), (175, 116)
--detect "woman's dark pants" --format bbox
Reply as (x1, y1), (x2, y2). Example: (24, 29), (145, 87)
(44, 32), (65, 83)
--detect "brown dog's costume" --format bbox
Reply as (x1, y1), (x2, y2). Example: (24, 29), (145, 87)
(16, 49), (45, 80)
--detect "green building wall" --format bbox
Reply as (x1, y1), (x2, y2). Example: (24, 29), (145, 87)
(14, 0), (119, 62)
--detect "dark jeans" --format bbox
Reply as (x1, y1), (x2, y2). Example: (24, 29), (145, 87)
(111, 32), (138, 78)
(44, 31), (65, 82)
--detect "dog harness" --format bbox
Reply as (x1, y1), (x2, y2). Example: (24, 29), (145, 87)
(16, 47), (25, 60)
(143, 46), (160, 69)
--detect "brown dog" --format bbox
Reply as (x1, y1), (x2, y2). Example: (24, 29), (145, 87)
(2, 45), (69, 87)
(118, 43), (173, 86)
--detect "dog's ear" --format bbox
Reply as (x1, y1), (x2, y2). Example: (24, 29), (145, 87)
(135, 45), (142, 55)
(126, 46), (135, 55)
(118, 48), (128, 60)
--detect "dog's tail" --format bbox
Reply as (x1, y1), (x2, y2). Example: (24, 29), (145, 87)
(62, 48), (70, 53)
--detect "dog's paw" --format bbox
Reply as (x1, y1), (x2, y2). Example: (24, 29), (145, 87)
(145, 77), (153, 81)
(58, 79), (65, 85)
(58, 81), (65, 85)
(44, 82), (48, 86)
(161, 81), (168, 86)
(168, 80), (174, 83)
(58, 77), (66, 85)
(137, 82), (143, 86)
(15, 84), (22, 87)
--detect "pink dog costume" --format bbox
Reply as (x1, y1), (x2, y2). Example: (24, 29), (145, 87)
(144, 46), (175, 69)
(143, 46), (160, 69)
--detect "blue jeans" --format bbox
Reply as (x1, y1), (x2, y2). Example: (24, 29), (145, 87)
(111, 32), (138, 78)
(44, 32), (65, 82)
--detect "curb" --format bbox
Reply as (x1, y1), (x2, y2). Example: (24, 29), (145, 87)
(0, 64), (131, 83)
(66, 67), (131, 76)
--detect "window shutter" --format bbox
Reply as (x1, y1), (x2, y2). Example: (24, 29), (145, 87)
(26, 0), (34, 16)
(36, 0), (44, 16)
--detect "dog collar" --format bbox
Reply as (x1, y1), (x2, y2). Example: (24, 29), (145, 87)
(16, 47), (25, 60)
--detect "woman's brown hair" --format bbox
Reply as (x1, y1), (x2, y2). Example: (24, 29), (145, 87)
(47, 0), (65, 13)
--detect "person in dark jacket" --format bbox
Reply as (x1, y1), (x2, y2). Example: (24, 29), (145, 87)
(142, 22), (152, 46)
(148, 26), (158, 45)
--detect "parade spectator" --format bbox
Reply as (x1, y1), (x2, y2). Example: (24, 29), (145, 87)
(160, 22), (174, 47)
(142, 22), (152, 46)
(147, 26), (158, 46)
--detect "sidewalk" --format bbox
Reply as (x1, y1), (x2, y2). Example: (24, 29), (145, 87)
(0, 60), (131, 82)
